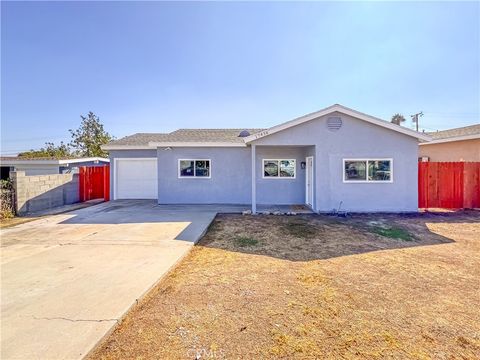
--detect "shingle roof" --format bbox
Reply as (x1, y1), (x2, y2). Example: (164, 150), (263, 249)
(104, 133), (171, 146)
(165, 129), (266, 143)
(428, 124), (480, 140)
(106, 129), (266, 146)
(0, 156), (104, 161)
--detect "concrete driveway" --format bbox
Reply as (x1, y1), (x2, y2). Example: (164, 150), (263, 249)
(1, 200), (218, 360)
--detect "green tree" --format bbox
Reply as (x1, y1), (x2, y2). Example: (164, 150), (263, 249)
(69, 112), (113, 157)
(391, 113), (406, 126)
(18, 141), (72, 158)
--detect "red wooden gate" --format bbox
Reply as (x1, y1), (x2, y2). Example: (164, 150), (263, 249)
(418, 162), (480, 209)
(79, 165), (110, 202)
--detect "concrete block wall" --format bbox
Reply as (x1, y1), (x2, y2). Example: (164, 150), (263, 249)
(10, 171), (80, 215)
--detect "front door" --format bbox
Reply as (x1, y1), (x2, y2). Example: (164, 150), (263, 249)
(305, 156), (314, 207)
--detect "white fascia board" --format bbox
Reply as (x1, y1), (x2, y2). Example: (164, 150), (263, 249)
(57, 157), (110, 164)
(0, 157), (110, 166)
(244, 104), (432, 143)
(149, 142), (247, 147)
(419, 133), (480, 145)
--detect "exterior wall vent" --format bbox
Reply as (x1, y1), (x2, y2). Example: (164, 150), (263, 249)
(327, 117), (342, 132)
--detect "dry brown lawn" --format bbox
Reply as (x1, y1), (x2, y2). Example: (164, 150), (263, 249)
(0, 215), (38, 229)
(90, 211), (480, 360)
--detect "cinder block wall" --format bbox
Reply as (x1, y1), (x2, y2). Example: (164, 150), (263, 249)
(10, 171), (80, 215)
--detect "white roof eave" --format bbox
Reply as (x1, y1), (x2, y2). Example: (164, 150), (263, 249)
(0, 157), (109, 166)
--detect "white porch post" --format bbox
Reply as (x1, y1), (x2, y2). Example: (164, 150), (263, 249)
(251, 144), (256, 214)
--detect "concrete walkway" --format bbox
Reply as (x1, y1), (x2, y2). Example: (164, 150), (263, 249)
(1, 200), (217, 360)
(156, 203), (313, 214)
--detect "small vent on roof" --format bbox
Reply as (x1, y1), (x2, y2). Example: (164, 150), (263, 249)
(238, 130), (251, 137)
(327, 117), (342, 132)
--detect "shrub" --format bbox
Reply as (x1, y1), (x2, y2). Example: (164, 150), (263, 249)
(0, 179), (15, 219)
(0, 209), (14, 219)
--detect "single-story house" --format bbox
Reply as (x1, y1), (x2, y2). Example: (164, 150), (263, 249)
(0, 157), (109, 180)
(102, 104), (431, 213)
(419, 124), (480, 162)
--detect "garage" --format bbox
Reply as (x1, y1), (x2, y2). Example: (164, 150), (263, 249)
(114, 158), (158, 199)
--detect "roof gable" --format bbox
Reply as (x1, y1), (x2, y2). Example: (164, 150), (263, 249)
(102, 104), (432, 151)
(244, 104), (431, 143)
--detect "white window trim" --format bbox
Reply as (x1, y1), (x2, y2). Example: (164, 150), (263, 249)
(343, 158), (393, 183)
(178, 159), (212, 179)
(262, 159), (296, 179)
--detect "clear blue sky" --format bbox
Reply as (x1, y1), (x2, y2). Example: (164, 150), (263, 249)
(1, 1), (479, 155)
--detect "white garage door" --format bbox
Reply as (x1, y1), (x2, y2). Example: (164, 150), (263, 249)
(115, 159), (158, 199)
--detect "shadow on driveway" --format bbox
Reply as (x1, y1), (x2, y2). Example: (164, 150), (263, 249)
(57, 200), (218, 243)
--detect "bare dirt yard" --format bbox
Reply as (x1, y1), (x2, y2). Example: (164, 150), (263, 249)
(90, 211), (480, 360)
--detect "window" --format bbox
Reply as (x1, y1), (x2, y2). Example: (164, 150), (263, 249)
(368, 160), (391, 181)
(263, 159), (296, 178)
(179, 159), (211, 178)
(344, 160), (366, 181)
(343, 159), (392, 182)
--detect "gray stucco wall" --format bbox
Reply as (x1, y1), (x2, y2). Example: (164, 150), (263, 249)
(107, 112), (419, 212)
(109, 146), (315, 206)
(255, 147), (308, 205)
(251, 112), (419, 212)
(13, 165), (59, 176)
(157, 147), (251, 204)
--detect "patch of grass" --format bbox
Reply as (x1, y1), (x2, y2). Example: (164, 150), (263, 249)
(371, 226), (414, 241)
(234, 236), (259, 247)
(283, 219), (316, 238)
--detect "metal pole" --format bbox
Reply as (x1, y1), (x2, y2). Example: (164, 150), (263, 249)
(410, 112), (423, 132)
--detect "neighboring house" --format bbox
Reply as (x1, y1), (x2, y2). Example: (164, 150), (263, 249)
(102, 104), (430, 213)
(419, 124), (480, 162)
(0, 157), (109, 180)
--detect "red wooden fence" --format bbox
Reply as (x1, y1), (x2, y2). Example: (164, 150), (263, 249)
(418, 162), (480, 209)
(79, 165), (110, 202)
